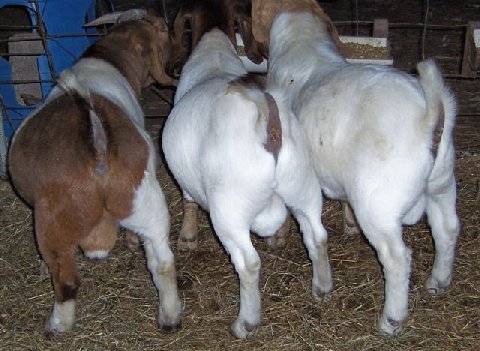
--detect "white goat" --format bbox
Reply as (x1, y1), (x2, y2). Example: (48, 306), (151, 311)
(267, 11), (459, 336)
(162, 28), (331, 338)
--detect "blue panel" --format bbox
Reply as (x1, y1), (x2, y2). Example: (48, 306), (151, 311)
(0, 0), (114, 143)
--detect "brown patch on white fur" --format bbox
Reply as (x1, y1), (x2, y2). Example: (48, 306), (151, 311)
(432, 100), (445, 157)
(263, 92), (282, 161)
(228, 74), (282, 161)
(251, 0), (346, 57)
(9, 93), (148, 303)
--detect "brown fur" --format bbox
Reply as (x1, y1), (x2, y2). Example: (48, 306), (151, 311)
(169, 0), (263, 73)
(229, 74), (282, 161)
(229, 73), (266, 90)
(83, 18), (176, 92)
(9, 93), (148, 303)
(432, 101), (445, 157)
(264, 91), (282, 161)
(251, 0), (347, 57)
(79, 210), (118, 255)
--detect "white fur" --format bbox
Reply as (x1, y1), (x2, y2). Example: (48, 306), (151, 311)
(163, 28), (331, 338)
(268, 12), (459, 335)
(46, 300), (76, 333)
(13, 57), (145, 147)
(83, 250), (109, 260)
(120, 166), (182, 328)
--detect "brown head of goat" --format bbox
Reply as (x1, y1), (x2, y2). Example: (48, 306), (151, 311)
(168, 0), (264, 75)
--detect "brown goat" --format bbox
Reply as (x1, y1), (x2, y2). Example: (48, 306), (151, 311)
(169, 0), (263, 74)
(251, 0), (347, 57)
(8, 9), (181, 335)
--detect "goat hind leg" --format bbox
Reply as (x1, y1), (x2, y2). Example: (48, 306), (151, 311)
(35, 204), (79, 334)
(120, 174), (182, 331)
(265, 212), (291, 249)
(177, 198), (199, 251)
(281, 178), (332, 298)
(211, 206), (262, 339)
(425, 180), (460, 294)
(360, 217), (411, 336)
(342, 201), (361, 236)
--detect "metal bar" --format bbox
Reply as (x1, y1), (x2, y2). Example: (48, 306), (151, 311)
(0, 25), (38, 30)
(0, 52), (47, 57)
(457, 113), (480, 117)
(33, 0), (57, 79)
(0, 33), (103, 44)
(334, 20), (467, 30)
(0, 79), (54, 84)
(444, 74), (479, 80)
(0, 105), (38, 110)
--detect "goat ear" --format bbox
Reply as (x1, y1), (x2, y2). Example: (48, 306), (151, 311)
(147, 32), (178, 87)
(172, 12), (191, 51)
(237, 15), (264, 64)
(250, 0), (277, 52)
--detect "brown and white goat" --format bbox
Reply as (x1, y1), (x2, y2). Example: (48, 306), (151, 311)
(168, 0), (263, 75)
(251, 0), (347, 57)
(8, 9), (181, 335)
(163, 28), (329, 338)
(166, 0), (285, 251)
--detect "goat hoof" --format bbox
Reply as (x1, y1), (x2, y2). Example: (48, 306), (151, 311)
(45, 319), (73, 336)
(125, 231), (140, 251)
(44, 329), (67, 341)
(39, 261), (49, 278)
(425, 276), (450, 295)
(343, 223), (361, 236)
(160, 322), (182, 333)
(265, 235), (286, 249)
(230, 319), (259, 339)
(177, 236), (198, 251)
(378, 316), (404, 336)
(312, 283), (333, 301)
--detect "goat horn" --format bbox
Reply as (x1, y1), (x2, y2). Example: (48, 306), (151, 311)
(83, 9), (147, 27)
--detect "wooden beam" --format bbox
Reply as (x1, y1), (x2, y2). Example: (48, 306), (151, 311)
(461, 21), (480, 77)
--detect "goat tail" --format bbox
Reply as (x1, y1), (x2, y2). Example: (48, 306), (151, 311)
(228, 75), (282, 161)
(57, 69), (108, 174)
(417, 59), (456, 158)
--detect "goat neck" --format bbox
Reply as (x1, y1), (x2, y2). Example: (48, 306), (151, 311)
(174, 29), (247, 103)
(82, 20), (170, 97)
(267, 12), (346, 103)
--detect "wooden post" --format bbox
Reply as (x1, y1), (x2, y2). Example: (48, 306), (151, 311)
(0, 110), (8, 178)
(461, 21), (480, 77)
(373, 18), (388, 38)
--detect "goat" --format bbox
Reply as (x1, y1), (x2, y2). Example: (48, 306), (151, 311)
(8, 9), (181, 335)
(162, 28), (330, 338)
(168, 0), (263, 75)
(251, 0), (347, 58)
(265, 9), (459, 336)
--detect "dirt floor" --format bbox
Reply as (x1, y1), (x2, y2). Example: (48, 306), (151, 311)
(1, 1), (479, 350)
